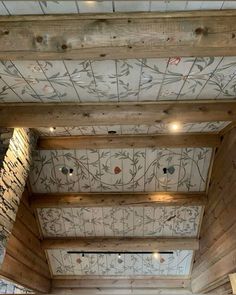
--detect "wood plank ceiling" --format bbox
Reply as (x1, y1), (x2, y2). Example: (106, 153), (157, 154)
(0, 1), (236, 293)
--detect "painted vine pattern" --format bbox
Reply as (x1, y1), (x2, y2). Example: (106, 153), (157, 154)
(0, 57), (236, 102)
(30, 148), (211, 192)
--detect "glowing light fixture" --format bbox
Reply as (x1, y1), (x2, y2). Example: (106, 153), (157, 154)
(49, 127), (56, 132)
(152, 252), (160, 260)
(169, 122), (181, 132)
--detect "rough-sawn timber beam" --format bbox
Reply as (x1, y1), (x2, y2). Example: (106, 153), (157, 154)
(31, 192), (206, 208)
(1, 11), (236, 59)
(0, 101), (236, 127)
(38, 134), (220, 149)
(41, 237), (199, 251)
(51, 277), (191, 289)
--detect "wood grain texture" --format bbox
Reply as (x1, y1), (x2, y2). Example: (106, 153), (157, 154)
(1, 11), (236, 59)
(31, 192), (207, 208)
(0, 101), (236, 127)
(41, 237), (199, 251)
(38, 134), (221, 150)
(52, 277), (191, 289)
(191, 127), (236, 293)
(0, 189), (51, 293)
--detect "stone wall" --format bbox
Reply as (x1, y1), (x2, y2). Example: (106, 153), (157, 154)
(0, 128), (35, 265)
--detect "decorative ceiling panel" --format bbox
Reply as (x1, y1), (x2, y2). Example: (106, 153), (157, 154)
(30, 147), (212, 193)
(0, 1), (236, 15)
(0, 57), (236, 102)
(47, 249), (193, 276)
(34, 122), (230, 137)
(37, 206), (202, 238)
(0, 278), (33, 294)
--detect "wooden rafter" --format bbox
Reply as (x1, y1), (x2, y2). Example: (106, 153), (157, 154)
(41, 237), (199, 251)
(1, 11), (236, 59)
(0, 101), (236, 127)
(37, 134), (220, 149)
(31, 192), (206, 208)
(52, 277), (191, 289)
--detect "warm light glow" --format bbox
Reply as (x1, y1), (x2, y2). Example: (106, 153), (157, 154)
(153, 252), (160, 260)
(86, 1), (95, 5)
(49, 127), (55, 132)
(229, 273), (236, 294)
(169, 122), (181, 132)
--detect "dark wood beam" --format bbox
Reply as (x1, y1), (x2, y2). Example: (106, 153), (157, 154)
(31, 192), (207, 208)
(38, 134), (220, 150)
(1, 11), (236, 59)
(0, 101), (235, 127)
(41, 237), (199, 251)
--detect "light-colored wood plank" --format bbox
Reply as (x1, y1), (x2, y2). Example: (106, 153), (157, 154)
(1, 11), (236, 59)
(38, 134), (220, 150)
(31, 192), (207, 208)
(0, 253), (51, 293)
(1, 101), (236, 127)
(11, 217), (46, 260)
(191, 127), (236, 293)
(41, 237), (199, 251)
(6, 234), (51, 279)
(52, 277), (191, 289)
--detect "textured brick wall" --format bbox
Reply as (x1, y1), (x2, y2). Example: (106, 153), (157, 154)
(0, 128), (35, 265)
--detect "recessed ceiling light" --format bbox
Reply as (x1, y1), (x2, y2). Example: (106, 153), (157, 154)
(170, 122), (181, 132)
(87, 1), (95, 5)
(153, 252), (160, 260)
(49, 127), (56, 132)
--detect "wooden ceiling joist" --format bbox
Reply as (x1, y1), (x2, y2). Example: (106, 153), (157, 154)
(0, 101), (236, 127)
(1, 11), (236, 59)
(41, 237), (199, 251)
(31, 192), (206, 208)
(52, 277), (191, 289)
(38, 133), (220, 150)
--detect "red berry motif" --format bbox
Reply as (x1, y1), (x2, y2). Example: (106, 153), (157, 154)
(114, 166), (121, 174)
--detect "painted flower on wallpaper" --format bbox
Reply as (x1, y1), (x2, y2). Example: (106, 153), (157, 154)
(42, 85), (54, 94)
(169, 57), (181, 65)
(114, 166), (122, 174)
(27, 64), (43, 73)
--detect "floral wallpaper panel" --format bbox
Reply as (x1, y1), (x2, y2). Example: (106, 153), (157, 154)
(0, 1), (236, 15)
(0, 279), (33, 294)
(0, 57), (236, 102)
(47, 249), (193, 276)
(37, 205), (202, 238)
(30, 147), (212, 193)
(34, 121), (230, 137)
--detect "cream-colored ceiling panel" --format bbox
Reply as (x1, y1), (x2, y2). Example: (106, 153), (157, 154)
(0, 1), (235, 15)
(30, 147), (212, 193)
(0, 57), (235, 103)
(0, 57), (236, 102)
(37, 205), (203, 237)
(114, 1), (150, 12)
(78, 1), (113, 13)
(2, 1), (43, 14)
(34, 122), (230, 137)
(40, 1), (78, 13)
(47, 249), (193, 276)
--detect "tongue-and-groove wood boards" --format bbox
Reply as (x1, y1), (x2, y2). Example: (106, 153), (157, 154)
(0, 57), (236, 103)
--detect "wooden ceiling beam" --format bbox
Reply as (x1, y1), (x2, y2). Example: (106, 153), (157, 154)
(42, 237), (199, 251)
(31, 192), (206, 208)
(38, 134), (220, 149)
(52, 277), (191, 290)
(0, 101), (236, 127)
(1, 11), (236, 59)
